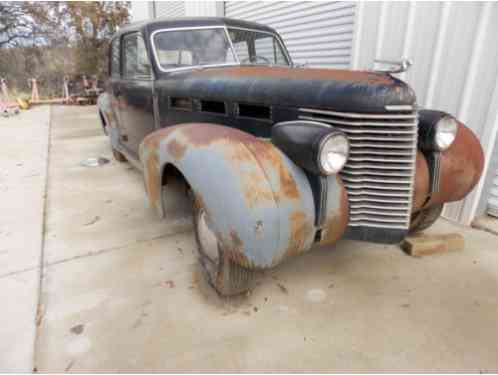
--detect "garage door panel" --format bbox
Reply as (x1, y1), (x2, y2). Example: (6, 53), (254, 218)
(154, 1), (185, 18)
(249, 2), (354, 25)
(225, 1), (356, 68)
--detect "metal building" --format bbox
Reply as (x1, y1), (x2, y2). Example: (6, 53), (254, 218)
(130, 1), (498, 226)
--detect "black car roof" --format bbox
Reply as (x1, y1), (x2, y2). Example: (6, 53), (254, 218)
(114, 17), (278, 39)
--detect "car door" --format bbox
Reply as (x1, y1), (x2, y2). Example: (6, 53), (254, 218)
(121, 32), (155, 157)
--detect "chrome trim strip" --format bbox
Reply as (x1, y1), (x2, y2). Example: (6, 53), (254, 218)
(347, 222), (409, 229)
(385, 105), (414, 111)
(350, 209), (408, 217)
(272, 120), (331, 129)
(298, 115), (416, 127)
(299, 107), (418, 119)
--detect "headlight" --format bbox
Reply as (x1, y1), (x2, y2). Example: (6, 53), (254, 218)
(418, 110), (459, 152)
(434, 116), (458, 151)
(318, 133), (349, 174)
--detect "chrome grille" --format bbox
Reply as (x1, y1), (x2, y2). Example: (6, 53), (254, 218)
(299, 107), (418, 230)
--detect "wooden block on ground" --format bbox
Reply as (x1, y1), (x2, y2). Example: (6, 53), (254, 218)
(401, 233), (464, 257)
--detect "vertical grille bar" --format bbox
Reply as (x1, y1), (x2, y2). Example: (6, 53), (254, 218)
(299, 106), (418, 230)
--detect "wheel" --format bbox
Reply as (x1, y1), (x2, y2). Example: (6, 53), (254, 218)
(192, 195), (255, 296)
(409, 204), (444, 234)
(112, 147), (127, 162)
(98, 111), (108, 135)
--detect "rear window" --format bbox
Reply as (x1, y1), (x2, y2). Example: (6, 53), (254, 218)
(122, 33), (152, 79)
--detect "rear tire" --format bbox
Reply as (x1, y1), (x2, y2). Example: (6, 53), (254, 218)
(112, 148), (127, 163)
(98, 111), (108, 135)
(192, 195), (255, 296)
(409, 204), (443, 234)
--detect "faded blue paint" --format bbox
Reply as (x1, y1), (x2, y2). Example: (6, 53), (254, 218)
(140, 123), (346, 268)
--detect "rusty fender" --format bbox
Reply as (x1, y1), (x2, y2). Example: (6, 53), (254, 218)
(140, 123), (329, 269)
(412, 121), (484, 213)
(318, 176), (349, 246)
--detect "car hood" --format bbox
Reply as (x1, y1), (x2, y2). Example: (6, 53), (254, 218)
(156, 66), (416, 113)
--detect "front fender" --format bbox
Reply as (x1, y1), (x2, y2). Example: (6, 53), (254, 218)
(412, 121), (484, 212)
(140, 123), (317, 268)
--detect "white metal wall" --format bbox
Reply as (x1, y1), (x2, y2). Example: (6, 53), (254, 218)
(131, 1), (222, 21)
(225, 1), (356, 68)
(488, 168), (498, 217)
(130, 1), (150, 22)
(154, 1), (186, 18)
(353, 2), (498, 225)
(185, 1), (223, 17)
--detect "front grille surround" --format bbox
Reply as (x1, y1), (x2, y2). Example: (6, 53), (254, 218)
(299, 106), (418, 231)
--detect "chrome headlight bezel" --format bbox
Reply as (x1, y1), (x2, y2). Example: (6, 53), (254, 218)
(418, 110), (459, 152)
(434, 116), (458, 151)
(317, 132), (350, 175)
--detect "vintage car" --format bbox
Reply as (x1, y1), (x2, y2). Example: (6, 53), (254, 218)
(98, 17), (484, 296)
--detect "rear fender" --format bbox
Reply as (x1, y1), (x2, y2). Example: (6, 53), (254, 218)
(140, 123), (316, 269)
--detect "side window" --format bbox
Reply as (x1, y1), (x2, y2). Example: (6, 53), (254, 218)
(232, 41), (249, 62)
(123, 33), (152, 79)
(110, 38), (120, 77)
(254, 37), (273, 61)
(136, 36), (152, 77)
(254, 36), (287, 65)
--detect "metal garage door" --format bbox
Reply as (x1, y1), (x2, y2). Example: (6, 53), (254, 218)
(154, 1), (186, 18)
(487, 167), (498, 217)
(224, 1), (356, 68)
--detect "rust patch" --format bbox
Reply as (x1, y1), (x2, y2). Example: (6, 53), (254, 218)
(243, 179), (274, 208)
(223, 230), (252, 268)
(167, 139), (187, 160)
(179, 123), (253, 147)
(146, 124), (300, 206)
(438, 123), (484, 200)
(229, 230), (243, 250)
(276, 157), (300, 201)
(284, 210), (312, 258)
(194, 66), (395, 85)
(320, 176), (349, 245)
(143, 128), (168, 151)
(426, 123), (484, 207)
(245, 140), (300, 202)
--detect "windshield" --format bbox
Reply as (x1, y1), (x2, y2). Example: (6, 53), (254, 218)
(152, 27), (290, 71)
(227, 28), (289, 66)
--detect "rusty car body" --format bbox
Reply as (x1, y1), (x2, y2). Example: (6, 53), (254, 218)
(98, 17), (484, 295)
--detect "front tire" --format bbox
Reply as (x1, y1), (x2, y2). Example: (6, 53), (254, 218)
(192, 196), (255, 296)
(409, 204), (444, 234)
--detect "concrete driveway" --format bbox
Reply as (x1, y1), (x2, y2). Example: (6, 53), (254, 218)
(2, 105), (498, 371)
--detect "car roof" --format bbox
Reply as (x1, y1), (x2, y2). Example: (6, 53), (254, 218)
(113, 17), (278, 39)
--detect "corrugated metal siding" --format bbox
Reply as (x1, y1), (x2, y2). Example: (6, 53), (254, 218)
(225, 1), (356, 68)
(185, 1), (222, 17)
(354, 2), (498, 225)
(154, 1), (186, 18)
(486, 136), (498, 217)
